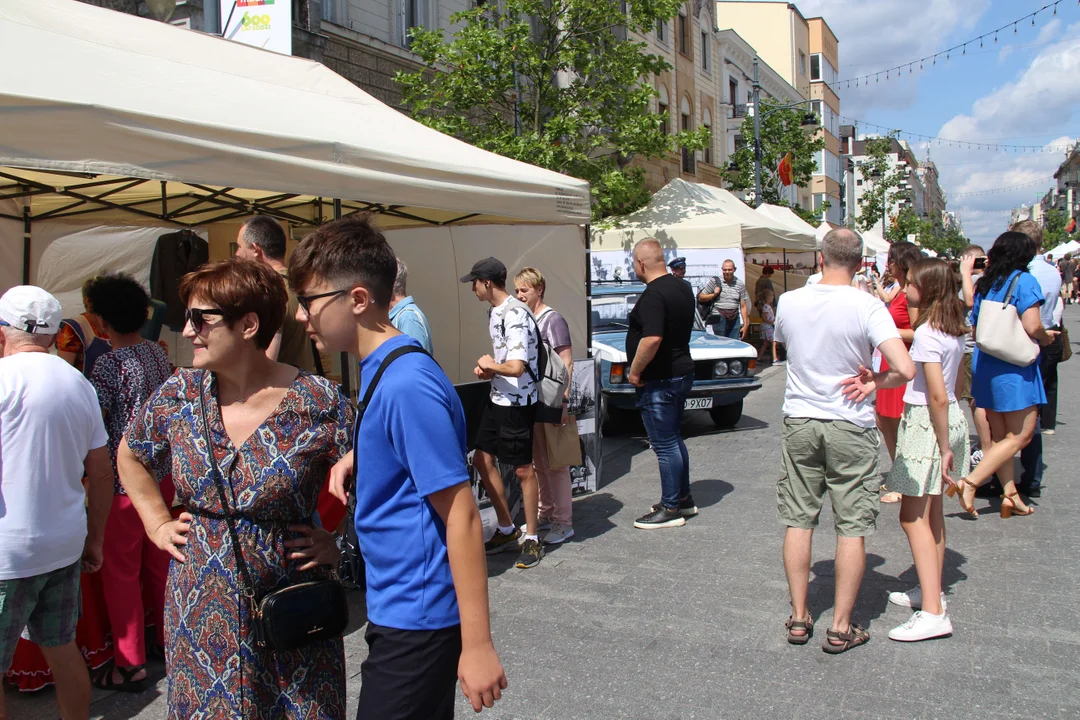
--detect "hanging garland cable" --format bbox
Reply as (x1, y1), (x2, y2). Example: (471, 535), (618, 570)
(949, 178), (1055, 199)
(837, 1), (1064, 90)
(838, 115), (1077, 153)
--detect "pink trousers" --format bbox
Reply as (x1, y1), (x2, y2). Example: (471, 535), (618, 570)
(100, 477), (175, 669)
(532, 423), (573, 525)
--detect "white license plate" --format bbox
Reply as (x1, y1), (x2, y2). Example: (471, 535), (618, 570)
(685, 397), (713, 410)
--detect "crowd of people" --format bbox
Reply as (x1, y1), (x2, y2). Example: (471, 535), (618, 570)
(0, 209), (1070, 718)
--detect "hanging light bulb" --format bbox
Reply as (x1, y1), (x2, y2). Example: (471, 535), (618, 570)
(1032, 15), (1036, 26)
(963, 44), (966, 55)
(1054, 3), (1058, 16)
(1014, 22), (1018, 34)
(994, 32), (998, 43)
(980, 37), (984, 49)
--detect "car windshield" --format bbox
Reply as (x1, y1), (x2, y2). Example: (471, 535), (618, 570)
(592, 293), (705, 332)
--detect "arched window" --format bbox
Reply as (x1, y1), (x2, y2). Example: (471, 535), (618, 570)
(680, 96), (692, 131)
(702, 107), (712, 165)
(658, 84), (670, 135)
(681, 96), (695, 174)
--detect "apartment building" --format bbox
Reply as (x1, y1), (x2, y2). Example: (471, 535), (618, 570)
(715, 1), (810, 99)
(807, 17), (842, 224)
(847, 135), (922, 232)
(917, 158), (947, 226)
(1049, 142), (1080, 221)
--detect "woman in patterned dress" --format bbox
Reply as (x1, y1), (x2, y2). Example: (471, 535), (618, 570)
(116, 259), (353, 719)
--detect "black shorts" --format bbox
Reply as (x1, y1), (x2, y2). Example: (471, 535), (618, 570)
(475, 401), (536, 467)
(356, 623), (462, 720)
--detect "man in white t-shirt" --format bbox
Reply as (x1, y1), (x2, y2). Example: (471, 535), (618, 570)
(774, 229), (915, 654)
(462, 257), (545, 569)
(0, 286), (112, 720)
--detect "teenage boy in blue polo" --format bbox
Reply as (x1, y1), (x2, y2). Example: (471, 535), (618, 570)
(288, 215), (506, 719)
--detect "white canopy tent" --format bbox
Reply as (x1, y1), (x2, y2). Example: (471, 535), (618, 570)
(591, 178), (816, 253)
(0, 0), (592, 387)
(757, 203), (817, 236)
(815, 221), (883, 257)
(1047, 239), (1080, 258)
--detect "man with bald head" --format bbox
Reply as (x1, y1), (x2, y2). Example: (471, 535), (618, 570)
(774, 227), (914, 653)
(626, 238), (697, 529)
(699, 260), (750, 339)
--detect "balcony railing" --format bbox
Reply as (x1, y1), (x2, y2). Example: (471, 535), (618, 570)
(731, 104), (749, 119)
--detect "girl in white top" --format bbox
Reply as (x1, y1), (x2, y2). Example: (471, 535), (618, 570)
(885, 258), (971, 643)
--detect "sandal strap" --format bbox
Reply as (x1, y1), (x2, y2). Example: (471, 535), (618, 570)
(786, 614), (813, 630)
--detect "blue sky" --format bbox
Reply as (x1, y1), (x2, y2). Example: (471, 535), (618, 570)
(732, 0), (1079, 246)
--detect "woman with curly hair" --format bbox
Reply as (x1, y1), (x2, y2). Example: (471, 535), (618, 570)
(84, 273), (174, 691)
(952, 232), (1058, 519)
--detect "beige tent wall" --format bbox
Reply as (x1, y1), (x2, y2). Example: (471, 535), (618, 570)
(0, 200), (22, 293)
(385, 224), (587, 385)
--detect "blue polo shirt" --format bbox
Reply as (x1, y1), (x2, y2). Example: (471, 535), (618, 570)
(354, 335), (468, 630)
(388, 296), (434, 354)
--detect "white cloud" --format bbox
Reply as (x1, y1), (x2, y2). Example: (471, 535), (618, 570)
(791, 0), (990, 116)
(1035, 17), (1062, 46)
(998, 44), (1014, 63)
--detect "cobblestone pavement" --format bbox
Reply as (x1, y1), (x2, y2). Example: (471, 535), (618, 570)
(9, 309), (1080, 719)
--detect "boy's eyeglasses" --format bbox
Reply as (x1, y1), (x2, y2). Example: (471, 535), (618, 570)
(296, 289), (347, 314)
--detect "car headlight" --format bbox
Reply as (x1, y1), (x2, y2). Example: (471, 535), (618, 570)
(713, 360), (729, 377)
(729, 360), (745, 376)
(610, 363), (626, 384)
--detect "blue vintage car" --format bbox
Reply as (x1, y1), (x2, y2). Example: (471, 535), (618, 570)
(590, 283), (761, 428)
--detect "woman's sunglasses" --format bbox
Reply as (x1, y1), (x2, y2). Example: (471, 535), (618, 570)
(185, 307), (226, 334)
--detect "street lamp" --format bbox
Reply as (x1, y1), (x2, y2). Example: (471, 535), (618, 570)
(751, 57), (819, 208)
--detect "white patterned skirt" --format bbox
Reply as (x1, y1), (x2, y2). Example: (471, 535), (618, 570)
(887, 402), (971, 497)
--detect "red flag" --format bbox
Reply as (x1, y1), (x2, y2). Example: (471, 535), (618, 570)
(1067, 217), (1076, 233)
(778, 152), (793, 186)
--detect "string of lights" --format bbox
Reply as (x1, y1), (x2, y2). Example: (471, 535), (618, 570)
(838, 115), (1076, 153)
(949, 178), (1054, 199)
(836, 1), (1066, 90)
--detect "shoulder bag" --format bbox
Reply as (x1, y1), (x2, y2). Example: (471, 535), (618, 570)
(198, 372), (348, 652)
(974, 273), (1040, 367)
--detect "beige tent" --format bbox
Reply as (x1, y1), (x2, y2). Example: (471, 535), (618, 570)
(0, 0), (592, 386)
(757, 203), (818, 236)
(591, 178), (817, 252)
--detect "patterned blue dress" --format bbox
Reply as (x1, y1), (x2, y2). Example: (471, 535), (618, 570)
(126, 369), (354, 719)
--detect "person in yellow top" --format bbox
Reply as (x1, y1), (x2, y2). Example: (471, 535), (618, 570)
(235, 215), (318, 374)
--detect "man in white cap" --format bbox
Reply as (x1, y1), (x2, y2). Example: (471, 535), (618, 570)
(0, 286), (113, 720)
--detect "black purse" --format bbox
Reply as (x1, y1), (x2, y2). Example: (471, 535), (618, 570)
(198, 372), (348, 652)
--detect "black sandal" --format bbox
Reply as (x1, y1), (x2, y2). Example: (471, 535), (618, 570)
(822, 624), (870, 654)
(93, 662), (149, 693)
(785, 613), (814, 645)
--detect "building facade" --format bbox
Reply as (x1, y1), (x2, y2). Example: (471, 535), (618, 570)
(847, 135), (922, 234)
(1050, 142), (1080, 221)
(807, 17), (841, 224)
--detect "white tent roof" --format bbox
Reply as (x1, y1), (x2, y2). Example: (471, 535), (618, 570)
(592, 178), (816, 252)
(1047, 240), (1080, 258)
(0, 0), (590, 228)
(815, 221), (881, 256)
(757, 204), (817, 236)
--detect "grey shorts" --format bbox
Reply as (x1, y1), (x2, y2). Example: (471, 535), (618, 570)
(0, 561), (81, 672)
(777, 418), (881, 537)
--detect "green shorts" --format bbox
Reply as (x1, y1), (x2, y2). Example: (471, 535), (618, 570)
(0, 561), (81, 673)
(778, 418), (881, 537)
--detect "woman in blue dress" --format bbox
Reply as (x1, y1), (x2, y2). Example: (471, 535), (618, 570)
(953, 231), (1058, 518)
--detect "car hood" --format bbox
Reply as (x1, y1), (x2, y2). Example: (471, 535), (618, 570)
(592, 331), (756, 363)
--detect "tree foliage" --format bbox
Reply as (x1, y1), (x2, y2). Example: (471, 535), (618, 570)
(395, 0), (709, 221)
(855, 134), (907, 237)
(1042, 207), (1069, 250)
(728, 104), (825, 209)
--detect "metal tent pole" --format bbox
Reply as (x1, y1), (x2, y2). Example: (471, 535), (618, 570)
(22, 189), (30, 284)
(332, 199), (352, 398)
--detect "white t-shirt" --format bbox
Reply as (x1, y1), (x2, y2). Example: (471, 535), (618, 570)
(805, 272), (822, 286)
(904, 325), (966, 406)
(487, 297), (539, 407)
(0, 353), (108, 580)
(775, 284), (900, 428)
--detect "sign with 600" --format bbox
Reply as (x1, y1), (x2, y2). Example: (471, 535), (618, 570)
(220, 0), (291, 55)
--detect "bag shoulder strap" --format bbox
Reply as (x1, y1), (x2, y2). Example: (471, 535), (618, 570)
(198, 371), (257, 602)
(1002, 272), (1024, 306)
(356, 345), (428, 425)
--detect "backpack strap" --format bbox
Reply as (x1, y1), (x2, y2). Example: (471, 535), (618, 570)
(356, 345), (429, 425)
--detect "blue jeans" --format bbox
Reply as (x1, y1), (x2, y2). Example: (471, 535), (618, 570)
(635, 374), (694, 509)
(711, 315), (742, 339)
(1019, 418), (1043, 491)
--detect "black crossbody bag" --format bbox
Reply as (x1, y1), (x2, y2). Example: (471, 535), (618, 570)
(198, 372), (348, 652)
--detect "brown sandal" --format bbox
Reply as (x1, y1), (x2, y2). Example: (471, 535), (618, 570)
(947, 478), (979, 518)
(785, 613), (814, 645)
(822, 624), (870, 654)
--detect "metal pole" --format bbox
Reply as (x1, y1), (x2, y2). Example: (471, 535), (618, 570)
(752, 58), (763, 208)
(585, 223), (593, 359)
(22, 189), (30, 284)
(333, 199), (352, 398)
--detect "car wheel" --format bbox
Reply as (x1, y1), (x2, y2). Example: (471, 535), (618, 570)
(708, 400), (743, 429)
(601, 395), (633, 432)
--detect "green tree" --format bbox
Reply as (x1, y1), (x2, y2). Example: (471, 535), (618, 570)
(1043, 207), (1069, 250)
(855, 134), (908, 239)
(395, 0), (709, 221)
(728, 104), (825, 209)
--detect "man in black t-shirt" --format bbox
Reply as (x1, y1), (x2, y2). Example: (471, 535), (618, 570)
(626, 238), (696, 529)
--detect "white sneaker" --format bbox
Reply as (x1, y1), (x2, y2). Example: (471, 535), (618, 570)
(520, 517), (554, 534)
(888, 611), (953, 642)
(970, 449), (983, 467)
(542, 523), (575, 545)
(1042, 428), (1056, 436)
(888, 586), (947, 612)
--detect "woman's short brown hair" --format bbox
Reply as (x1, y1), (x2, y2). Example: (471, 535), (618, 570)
(178, 259), (286, 349)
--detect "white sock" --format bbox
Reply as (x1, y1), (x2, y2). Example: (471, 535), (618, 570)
(524, 534), (539, 543)
(498, 524), (515, 535)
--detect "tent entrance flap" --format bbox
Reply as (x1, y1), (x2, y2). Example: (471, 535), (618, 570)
(0, 169), (487, 229)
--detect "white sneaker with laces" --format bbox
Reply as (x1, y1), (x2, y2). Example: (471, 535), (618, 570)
(520, 517), (554, 534)
(542, 523), (575, 545)
(888, 611), (953, 642)
(970, 449), (983, 467)
(888, 586), (947, 612)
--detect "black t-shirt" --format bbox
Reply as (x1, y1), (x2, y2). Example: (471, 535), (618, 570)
(626, 274), (695, 382)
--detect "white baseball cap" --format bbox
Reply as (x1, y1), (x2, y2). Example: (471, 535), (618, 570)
(0, 286), (63, 334)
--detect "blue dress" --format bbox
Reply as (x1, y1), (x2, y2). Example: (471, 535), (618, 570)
(971, 270), (1047, 412)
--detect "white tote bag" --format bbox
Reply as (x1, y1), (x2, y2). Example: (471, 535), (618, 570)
(974, 274), (1039, 367)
